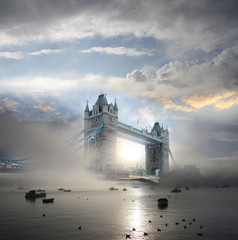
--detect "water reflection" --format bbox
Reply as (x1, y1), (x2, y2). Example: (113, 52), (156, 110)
(25, 197), (36, 202)
(130, 200), (143, 229)
(122, 189), (146, 236)
(158, 205), (168, 210)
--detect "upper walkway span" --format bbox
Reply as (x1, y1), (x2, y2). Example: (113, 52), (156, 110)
(117, 121), (163, 145)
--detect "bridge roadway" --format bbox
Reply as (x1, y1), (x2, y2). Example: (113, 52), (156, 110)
(117, 121), (163, 145)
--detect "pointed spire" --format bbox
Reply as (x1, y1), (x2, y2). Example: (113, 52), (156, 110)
(113, 98), (118, 110)
(103, 94), (108, 105)
(84, 100), (89, 112)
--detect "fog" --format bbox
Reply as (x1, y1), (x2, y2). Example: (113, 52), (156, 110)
(0, 111), (115, 190)
(1, 109), (238, 190)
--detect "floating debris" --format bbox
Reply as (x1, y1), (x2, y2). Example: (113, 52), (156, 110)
(171, 188), (182, 193)
(109, 187), (118, 191)
(25, 190), (46, 199)
(42, 198), (54, 203)
(126, 234), (131, 238)
(157, 198), (168, 209)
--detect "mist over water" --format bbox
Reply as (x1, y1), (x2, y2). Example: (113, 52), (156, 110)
(1, 113), (238, 240)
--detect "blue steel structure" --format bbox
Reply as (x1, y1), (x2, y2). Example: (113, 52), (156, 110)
(70, 123), (104, 153)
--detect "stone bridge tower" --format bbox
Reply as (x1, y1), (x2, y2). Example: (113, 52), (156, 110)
(84, 93), (118, 171)
(145, 122), (169, 175)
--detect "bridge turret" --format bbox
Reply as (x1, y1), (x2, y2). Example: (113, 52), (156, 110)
(146, 121), (169, 176)
(84, 93), (118, 171)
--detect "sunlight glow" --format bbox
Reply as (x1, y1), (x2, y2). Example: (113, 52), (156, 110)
(117, 138), (145, 167)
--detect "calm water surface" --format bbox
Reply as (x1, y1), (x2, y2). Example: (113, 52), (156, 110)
(0, 184), (238, 240)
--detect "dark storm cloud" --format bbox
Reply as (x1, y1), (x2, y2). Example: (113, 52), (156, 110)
(0, 0), (110, 26)
(155, 46), (238, 91)
(0, 0), (237, 54)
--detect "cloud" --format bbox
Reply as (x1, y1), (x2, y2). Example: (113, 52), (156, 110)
(80, 47), (154, 56)
(0, 46), (237, 114)
(28, 104), (56, 113)
(0, 98), (21, 111)
(108, 46), (238, 111)
(0, 76), (79, 94)
(161, 98), (195, 112)
(29, 49), (62, 56)
(127, 69), (148, 82)
(0, 51), (23, 59)
(215, 93), (238, 109)
(168, 115), (192, 121)
(138, 107), (156, 122)
(182, 91), (238, 109)
(0, 0), (237, 56)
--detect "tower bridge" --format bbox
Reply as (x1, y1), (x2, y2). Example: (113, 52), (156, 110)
(84, 93), (169, 175)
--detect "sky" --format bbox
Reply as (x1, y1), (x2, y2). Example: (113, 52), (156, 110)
(0, 0), (238, 178)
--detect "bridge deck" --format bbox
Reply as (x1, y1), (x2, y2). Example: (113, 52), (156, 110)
(117, 121), (163, 145)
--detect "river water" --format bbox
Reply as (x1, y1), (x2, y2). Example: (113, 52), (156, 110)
(0, 183), (238, 240)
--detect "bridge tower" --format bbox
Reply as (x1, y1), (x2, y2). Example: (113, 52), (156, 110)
(145, 122), (169, 175)
(84, 93), (118, 171)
